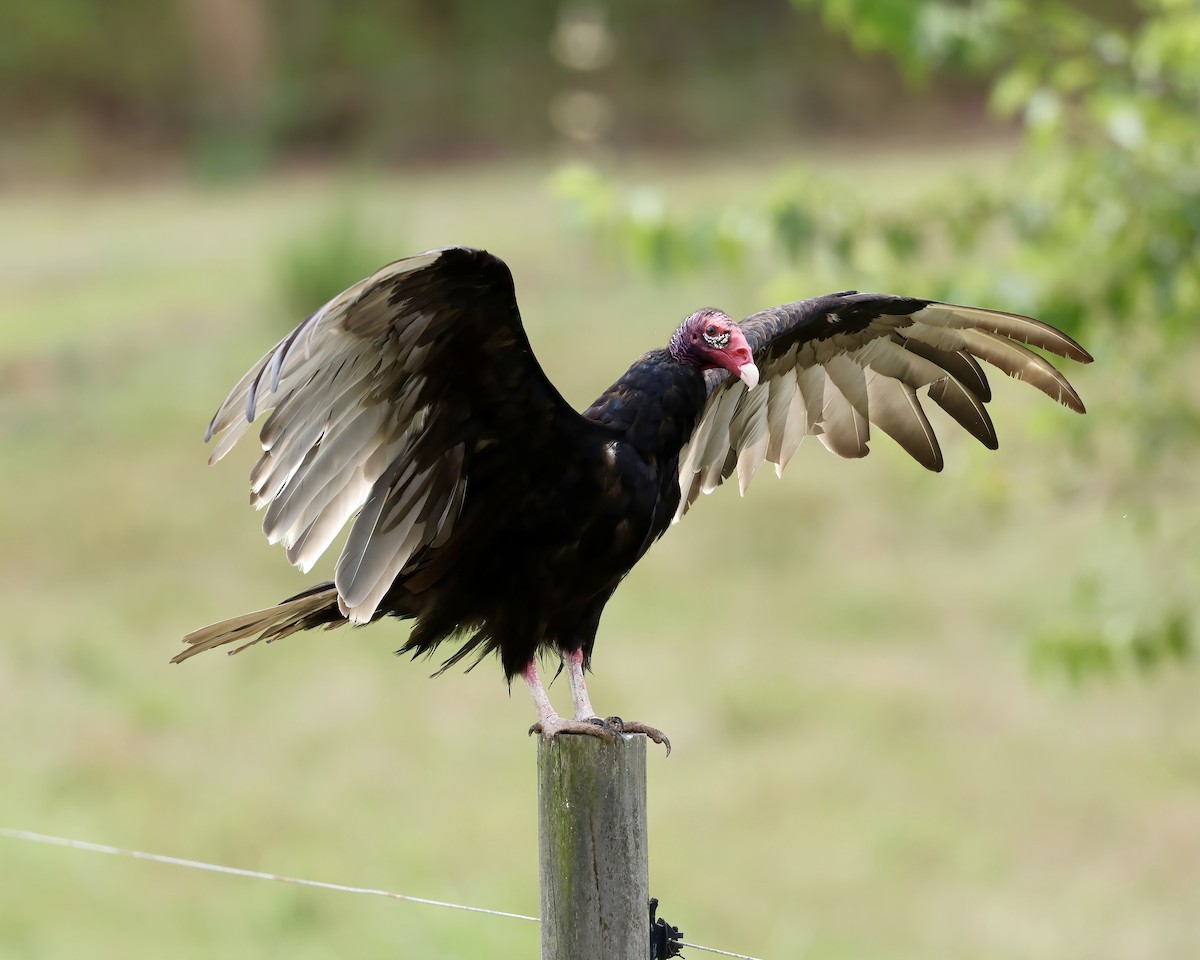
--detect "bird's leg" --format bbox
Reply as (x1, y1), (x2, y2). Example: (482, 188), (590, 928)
(524, 660), (614, 743)
(565, 649), (672, 756)
(565, 648), (598, 721)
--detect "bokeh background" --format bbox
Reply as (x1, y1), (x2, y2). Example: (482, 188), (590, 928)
(3, 2), (1198, 957)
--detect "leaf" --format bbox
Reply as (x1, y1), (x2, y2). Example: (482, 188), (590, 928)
(882, 220), (921, 261)
(773, 202), (817, 263)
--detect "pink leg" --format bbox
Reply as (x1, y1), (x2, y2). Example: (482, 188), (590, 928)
(523, 660), (557, 727)
(565, 648), (597, 720)
(523, 660), (613, 743)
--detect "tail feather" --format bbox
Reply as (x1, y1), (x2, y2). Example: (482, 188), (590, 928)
(173, 583), (342, 663)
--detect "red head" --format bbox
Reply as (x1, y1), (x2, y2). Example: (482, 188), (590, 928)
(668, 308), (760, 388)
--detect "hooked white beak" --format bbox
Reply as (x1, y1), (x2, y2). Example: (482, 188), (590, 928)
(738, 362), (760, 390)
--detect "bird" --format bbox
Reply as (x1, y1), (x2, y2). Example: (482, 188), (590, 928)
(175, 245), (1091, 750)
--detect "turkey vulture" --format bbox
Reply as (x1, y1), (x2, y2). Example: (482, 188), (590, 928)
(175, 246), (1091, 749)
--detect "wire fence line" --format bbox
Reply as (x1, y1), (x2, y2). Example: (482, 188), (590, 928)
(1, 826), (765, 960)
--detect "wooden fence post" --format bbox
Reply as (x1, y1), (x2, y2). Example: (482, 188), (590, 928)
(537, 733), (649, 960)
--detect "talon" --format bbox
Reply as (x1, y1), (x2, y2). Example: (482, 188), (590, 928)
(605, 715), (625, 732)
(617, 721), (672, 756)
(530, 715), (617, 743)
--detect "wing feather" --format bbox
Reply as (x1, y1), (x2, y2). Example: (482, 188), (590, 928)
(675, 291), (1091, 517)
(763, 366), (800, 465)
(203, 246), (590, 622)
(771, 371), (809, 476)
(956, 329), (1086, 412)
(729, 381), (771, 495)
(794, 365), (826, 437)
(897, 337), (992, 401)
(817, 364), (870, 459)
(926, 377), (997, 449)
(864, 373), (942, 471)
(915, 303), (1092, 362)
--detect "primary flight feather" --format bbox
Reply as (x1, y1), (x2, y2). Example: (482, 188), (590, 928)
(176, 245), (1091, 748)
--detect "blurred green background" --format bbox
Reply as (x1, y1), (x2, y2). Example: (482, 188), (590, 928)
(2, 2), (1199, 958)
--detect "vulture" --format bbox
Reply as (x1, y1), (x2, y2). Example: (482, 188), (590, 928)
(175, 245), (1091, 750)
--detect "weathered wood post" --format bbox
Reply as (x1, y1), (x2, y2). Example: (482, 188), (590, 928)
(537, 733), (649, 960)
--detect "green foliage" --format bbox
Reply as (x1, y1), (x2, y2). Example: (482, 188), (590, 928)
(553, 165), (764, 279)
(1033, 612), (1191, 685)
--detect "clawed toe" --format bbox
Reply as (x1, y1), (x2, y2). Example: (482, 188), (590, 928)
(529, 715), (670, 755)
(612, 719), (671, 756)
(529, 717), (617, 742)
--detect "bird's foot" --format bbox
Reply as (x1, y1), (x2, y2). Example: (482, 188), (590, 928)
(528, 714), (617, 743)
(528, 715), (671, 754)
(605, 716), (671, 756)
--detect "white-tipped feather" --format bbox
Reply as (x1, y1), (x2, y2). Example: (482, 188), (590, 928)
(251, 415), (329, 502)
(957, 329), (1086, 411)
(335, 457), (421, 598)
(208, 416), (252, 465)
(268, 457), (364, 547)
(677, 391), (720, 486)
(772, 370), (810, 476)
(794, 365), (826, 437)
(703, 382), (746, 459)
(260, 356), (372, 452)
(727, 381), (768, 495)
(824, 354), (870, 420)
(287, 474), (374, 572)
(764, 367), (797, 464)
(736, 431), (769, 495)
(341, 485), (434, 615)
(916, 304), (1091, 362)
(926, 377), (997, 448)
(699, 451), (727, 496)
(816, 366), (870, 459)
(348, 531), (425, 620)
(278, 405), (389, 500)
(864, 373), (941, 470)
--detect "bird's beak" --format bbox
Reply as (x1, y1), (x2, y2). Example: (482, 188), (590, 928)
(722, 327), (758, 390)
(738, 363), (760, 390)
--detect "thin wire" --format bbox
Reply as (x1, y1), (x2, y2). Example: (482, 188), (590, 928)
(0, 828), (536, 923)
(678, 941), (766, 960)
(0, 826), (766, 960)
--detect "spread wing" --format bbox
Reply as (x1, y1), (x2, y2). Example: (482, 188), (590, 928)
(203, 245), (585, 622)
(675, 292), (1093, 520)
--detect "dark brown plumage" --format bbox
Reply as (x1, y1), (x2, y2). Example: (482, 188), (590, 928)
(176, 246), (1091, 745)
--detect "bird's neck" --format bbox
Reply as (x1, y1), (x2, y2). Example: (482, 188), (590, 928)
(584, 349), (708, 459)
(667, 325), (700, 367)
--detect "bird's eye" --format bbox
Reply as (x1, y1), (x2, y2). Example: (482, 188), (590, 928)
(705, 325), (718, 338)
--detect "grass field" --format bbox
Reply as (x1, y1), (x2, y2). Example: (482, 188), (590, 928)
(2, 153), (1197, 960)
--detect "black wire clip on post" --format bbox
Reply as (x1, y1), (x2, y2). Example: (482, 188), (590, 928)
(649, 897), (684, 958)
